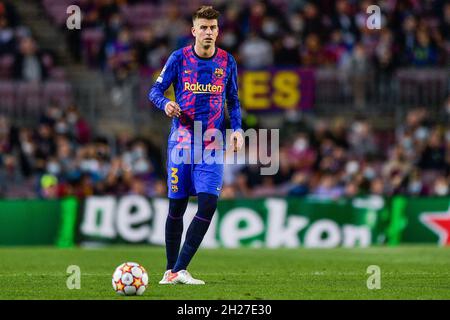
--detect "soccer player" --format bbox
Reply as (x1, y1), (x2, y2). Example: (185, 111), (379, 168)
(148, 6), (243, 285)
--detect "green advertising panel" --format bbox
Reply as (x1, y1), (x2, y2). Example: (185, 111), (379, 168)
(1, 196), (448, 247)
(0, 199), (61, 245)
(394, 197), (450, 245)
(77, 195), (389, 248)
(0, 198), (77, 246)
(217, 196), (390, 247)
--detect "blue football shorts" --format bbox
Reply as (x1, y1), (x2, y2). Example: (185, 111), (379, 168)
(166, 144), (224, 199)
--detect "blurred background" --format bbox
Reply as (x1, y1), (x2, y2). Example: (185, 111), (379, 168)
(0, 0), (448, 200)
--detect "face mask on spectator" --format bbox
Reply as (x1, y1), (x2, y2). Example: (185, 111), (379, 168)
(80, 159), (99, 172)
(55, 122), (68, 134)
(415, 127), (428, 141)
(353, 122), (363, 134)
(364, 167), (376, 180)
(22, 142), (33, 155)
(283, 36), (296, 49)
(46, 161), (61, 175)
(134, 159), (149, 174)
(221, 32), (237, 47)
(293, 138), (308, 152)
(289, 15), (303, 33)
(67, 112), (78, 124)
(434, 183), (449, 196)
(402, 137), (413, 150)
(110, 19), (122, 30)
(346, 161), (359, 175)
(51, 108), (62, 120)
(408, 181), (422, 194)
(133, 147), (145, 159)
(262, 19), (278, 36)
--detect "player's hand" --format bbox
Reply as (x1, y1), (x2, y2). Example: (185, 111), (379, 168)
(164, 101), (181, 118)
(230, 130), (244, 152)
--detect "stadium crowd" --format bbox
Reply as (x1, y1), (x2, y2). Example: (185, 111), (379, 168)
(0, 0), (448, 199)
(0, 1), (59, 81)
(0, 99), (449, 199)
(60, 0), (450, 83)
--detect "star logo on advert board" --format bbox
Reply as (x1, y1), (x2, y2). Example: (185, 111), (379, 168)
(420, 203), (450, 246)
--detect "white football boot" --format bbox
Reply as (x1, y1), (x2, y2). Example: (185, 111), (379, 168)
(159, 270), (205, 285)
(159, 270), (173, 284)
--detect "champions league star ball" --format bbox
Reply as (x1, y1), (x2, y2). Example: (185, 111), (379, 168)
(112, 262), (149, 296)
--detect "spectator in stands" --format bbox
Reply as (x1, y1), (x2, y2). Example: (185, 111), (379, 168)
(432, 176), (449, 196)
(17, 127), (35, 178)
(323, 30), (351, 67)
(348, 120), (378, 158)
(98, 0), (120, 24)
(288, 133), (316, 172)
(135, 26), (159, 67)
(35, 122), (56, 159)
(238, 32), (273, 69)
(370, 178), (385, 196)
(0, 0), (19, 28)
(332, 0), (359, 47)
(13, 36), (48, 82)
(440, 2), (450, 42)
(0, 15), (15, 56)
(273, 34), (300, 66)
(66, 105), (91, 144)
(104, 27), (136, 85)
(2, 0), (449, 200)
(301, 2), (323, 39)
(312, 173), (344, 200)
(218, 4), (243, 55)
(288, 171), (310, 196)
(374, 29), (397, 97)
(418, 129), (447, 170)
(348, 42), (370, 108)
(300, 33), (326, 67)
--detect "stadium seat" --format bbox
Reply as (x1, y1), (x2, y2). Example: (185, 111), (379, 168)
(81, 28), (104, 67)
(48, 67), (66, 80)
(0, 81), (16, 116)
(0, 54), (14, 79)
(16, 82), (42, 118)
(42, 81), (73, 108)
(42, 0), (73, 26)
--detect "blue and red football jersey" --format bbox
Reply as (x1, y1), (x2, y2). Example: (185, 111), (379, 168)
(148, 45), (242, 198)
(148, 45), (242, 145)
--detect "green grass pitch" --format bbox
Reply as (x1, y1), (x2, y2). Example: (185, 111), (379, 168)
(0, 245), (449, 300)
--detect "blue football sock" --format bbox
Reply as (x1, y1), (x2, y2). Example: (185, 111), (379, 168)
(165, 197), (189, 271)
(172, 193), (218, 273)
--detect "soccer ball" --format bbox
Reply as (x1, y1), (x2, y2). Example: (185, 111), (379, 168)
(112, 262), (148, 296)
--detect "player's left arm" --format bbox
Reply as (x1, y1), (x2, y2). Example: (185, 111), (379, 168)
(226, 55), (244, 152)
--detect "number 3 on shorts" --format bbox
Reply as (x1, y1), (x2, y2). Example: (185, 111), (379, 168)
(170, 167), (178, 184)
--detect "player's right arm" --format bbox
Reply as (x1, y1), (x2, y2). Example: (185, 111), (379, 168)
(148, 52), (181, 118)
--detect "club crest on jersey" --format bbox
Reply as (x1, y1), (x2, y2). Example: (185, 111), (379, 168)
(171, 185), (178, 192)
(214, 68), (224, 78)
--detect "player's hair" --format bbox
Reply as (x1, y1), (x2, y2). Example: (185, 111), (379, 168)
(192, 6), (220, 22)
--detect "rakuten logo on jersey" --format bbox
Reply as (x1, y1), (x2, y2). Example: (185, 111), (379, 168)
(184, 82), (224, 94)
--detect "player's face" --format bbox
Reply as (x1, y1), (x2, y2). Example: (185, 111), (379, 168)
(192, 18), (219, 48)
